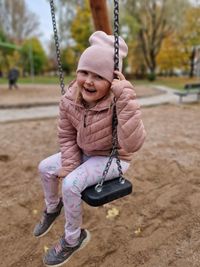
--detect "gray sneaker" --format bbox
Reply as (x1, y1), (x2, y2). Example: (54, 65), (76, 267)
(33, 198), (63, 237)
(43, 229), (90, 266)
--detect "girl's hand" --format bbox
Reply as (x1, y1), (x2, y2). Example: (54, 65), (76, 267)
(111, 70), (135, 99)
(112, 70), (126, 86)
(57, 169), (67, 179)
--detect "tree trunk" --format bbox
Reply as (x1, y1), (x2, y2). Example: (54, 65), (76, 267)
(189, 47), (195, 78)
(89, 0), (112, 34)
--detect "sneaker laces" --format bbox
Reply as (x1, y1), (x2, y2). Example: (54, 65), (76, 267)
(54, 241), (63, 254)
(54, 236), (68, 254)
(54, 236), (76, 255)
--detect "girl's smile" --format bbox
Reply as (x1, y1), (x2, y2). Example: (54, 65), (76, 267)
(83, 87), (97, 94)
(77, 70), (111, 108)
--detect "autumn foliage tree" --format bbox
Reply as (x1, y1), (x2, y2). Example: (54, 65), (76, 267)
(20, 38), (47, 75)
(157, 35), (188, 75)
(70, 1), (93, 57)
(124, 0), (190, 79)
(176, 6), (200, 77)
(157, 6), (200, 77)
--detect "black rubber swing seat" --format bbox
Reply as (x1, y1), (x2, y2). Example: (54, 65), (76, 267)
(81, 177), (132, 207)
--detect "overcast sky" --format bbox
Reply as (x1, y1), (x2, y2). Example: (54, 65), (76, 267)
(25, 0), (53, 49)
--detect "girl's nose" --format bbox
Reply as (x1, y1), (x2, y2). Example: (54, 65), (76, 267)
(85, 75), (94, 85)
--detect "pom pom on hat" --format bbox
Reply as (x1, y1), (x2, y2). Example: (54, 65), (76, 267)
(77, 31), (128, 82)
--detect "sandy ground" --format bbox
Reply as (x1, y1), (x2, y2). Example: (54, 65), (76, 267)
(0, 85), (200, 267)
(0, 83), (164, 108)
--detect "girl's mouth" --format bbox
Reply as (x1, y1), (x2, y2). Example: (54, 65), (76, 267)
(83, 87), (97, 93)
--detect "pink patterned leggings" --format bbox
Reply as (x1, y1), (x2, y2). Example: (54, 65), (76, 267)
(38, 152), (130, 245)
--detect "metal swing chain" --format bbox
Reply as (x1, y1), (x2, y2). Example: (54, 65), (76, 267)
(113, 0), (124, 183)
(49, 0), (65, 95)
(114, 0), (119, 72)
(95, 0), (124, 193)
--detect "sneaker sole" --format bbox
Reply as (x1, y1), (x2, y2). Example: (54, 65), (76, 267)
(44, 230), (91, 267)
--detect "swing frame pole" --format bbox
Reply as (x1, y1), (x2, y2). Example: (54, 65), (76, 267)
(89, 0), (112, 34)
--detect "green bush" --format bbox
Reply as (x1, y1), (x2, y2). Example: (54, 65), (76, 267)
(147, 73), (156, 81)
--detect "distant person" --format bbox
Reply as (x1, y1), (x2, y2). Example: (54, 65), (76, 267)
(33, 31), (146, 266)
(8, 67), (19, 89)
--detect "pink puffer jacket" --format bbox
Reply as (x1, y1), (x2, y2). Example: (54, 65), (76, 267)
(58, 80), (146, 176)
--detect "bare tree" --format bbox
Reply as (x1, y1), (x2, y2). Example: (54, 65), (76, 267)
(0, 0), (40, 43)
(126, 0), (190, 77)
(56, 0), (78, 45)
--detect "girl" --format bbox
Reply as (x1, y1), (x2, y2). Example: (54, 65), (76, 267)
(34, 31), (146, 266)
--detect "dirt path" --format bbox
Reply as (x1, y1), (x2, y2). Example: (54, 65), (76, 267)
(0, 103), (200, 267)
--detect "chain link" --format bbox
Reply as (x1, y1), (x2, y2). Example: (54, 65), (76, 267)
(49, 0), (65, 95)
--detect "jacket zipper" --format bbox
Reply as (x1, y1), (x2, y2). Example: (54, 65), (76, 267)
(83, 111), (87, 127)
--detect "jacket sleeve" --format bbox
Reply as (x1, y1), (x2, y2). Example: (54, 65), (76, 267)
(111, 80), (146, 153)
(57, 97), (81, 177)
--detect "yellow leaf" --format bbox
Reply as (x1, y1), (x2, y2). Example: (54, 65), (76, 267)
(44, 246), (49, 253)
(106, 207), (119, 219)
(134, 228), (141, 235)
(32, 209), (38, 215)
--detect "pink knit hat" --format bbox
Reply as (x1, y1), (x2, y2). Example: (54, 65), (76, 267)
(77, 31), (128, 82)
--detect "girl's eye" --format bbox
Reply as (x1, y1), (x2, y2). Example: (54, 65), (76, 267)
(96, 75), (104, 80)
(80, 71), (88, 75)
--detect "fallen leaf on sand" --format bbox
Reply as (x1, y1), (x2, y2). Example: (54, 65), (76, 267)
(44, 246), (49, 253)
(106, 207), (120, 219)
(32, 209), (38, 215)
(134, 228), (141, 235)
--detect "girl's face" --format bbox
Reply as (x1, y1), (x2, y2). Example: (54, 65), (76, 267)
(77, 70), (111, 107)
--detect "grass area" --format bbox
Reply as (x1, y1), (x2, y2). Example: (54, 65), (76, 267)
(0, 75), (199, 90)
(132, 76), (200, 90)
